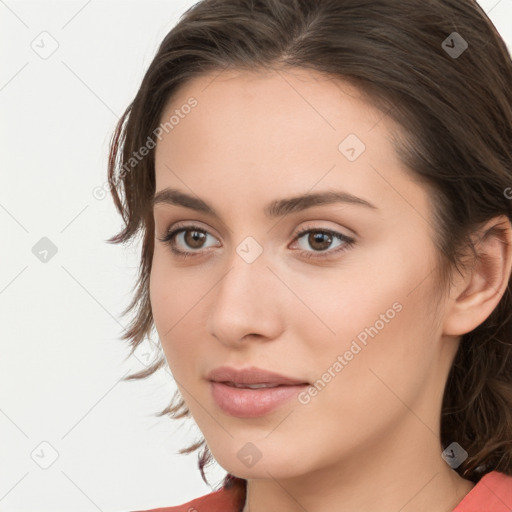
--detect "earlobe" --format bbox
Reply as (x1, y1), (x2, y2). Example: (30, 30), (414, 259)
(442, 215), (512, 337)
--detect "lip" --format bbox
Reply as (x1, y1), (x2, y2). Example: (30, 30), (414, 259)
(206, 366), (310, 418)
(206, 365), (309, 386)
(210, 381), (309, 418)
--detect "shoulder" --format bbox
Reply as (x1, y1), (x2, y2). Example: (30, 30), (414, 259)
(453, 470), (512, 512)
(131, 484), (245, 512)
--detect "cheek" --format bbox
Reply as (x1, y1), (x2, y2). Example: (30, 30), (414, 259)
(150, 232), (439, 385)
(302, 259), (439, 426)
(150, 251), (196, 326)
(294, 241), (439, 385)
(149, 253), (209, 375)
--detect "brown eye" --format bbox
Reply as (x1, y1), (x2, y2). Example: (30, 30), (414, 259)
(292, 227), (355, 260)
(183, 229), (207, 249)
(158, 224), (220, 259)
(306, 231), (333, 251)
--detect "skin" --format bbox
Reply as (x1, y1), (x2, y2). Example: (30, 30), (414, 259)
(149, 67), (512, 512)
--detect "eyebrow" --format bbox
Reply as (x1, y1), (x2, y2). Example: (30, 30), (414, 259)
(152, 187), (378, 219)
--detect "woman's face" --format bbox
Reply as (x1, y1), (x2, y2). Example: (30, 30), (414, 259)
(150, 68), (459, 480)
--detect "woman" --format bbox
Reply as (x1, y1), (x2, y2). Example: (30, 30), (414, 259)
(107, 0), (512, 510)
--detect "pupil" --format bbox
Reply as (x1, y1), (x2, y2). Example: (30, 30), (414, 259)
(310, 232), (331, 250)
(186, 230), (205, 248)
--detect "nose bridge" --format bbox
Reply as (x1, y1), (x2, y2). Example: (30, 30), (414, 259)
(206, 236), (281, 343)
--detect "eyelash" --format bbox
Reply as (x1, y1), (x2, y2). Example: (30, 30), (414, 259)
(157, 223), (355, 261)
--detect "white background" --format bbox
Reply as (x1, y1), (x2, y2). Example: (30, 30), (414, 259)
(1, 1), (511, 511)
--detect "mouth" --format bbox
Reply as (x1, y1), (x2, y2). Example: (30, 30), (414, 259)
(209, 380), (310, 418)
(205, 365), (310, 387)
(220, 381), (306, 389)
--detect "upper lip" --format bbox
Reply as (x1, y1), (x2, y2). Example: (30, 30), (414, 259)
(206, 366), (309, 386)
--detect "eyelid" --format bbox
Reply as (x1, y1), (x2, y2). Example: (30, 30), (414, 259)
(290, 220), (357, 240)
(159, 220), (355, 244)
(159, 220), (220, 239)
(289, 225), (356, 258)
(158, 220), (356, 261)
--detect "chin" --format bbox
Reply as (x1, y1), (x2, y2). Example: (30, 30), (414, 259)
(216, 451), (308, 481)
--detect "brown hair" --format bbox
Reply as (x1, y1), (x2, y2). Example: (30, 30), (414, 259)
(107, 0), (512, 492)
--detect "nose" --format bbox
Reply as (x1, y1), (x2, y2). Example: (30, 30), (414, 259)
(206, 246), (284, 348)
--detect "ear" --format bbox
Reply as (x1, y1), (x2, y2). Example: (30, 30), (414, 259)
(442, 215), (512, 337)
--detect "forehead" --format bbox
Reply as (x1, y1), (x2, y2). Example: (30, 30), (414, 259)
(153, 67), (432, 230)
(155, 67), (394, 174)
(157, 67), (384, 146)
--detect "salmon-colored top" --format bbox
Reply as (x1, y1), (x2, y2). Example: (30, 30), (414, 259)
(133, 470), (512, 512)
(452, 471), (512, 512)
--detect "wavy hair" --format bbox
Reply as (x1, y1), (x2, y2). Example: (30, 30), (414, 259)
(106, 0), (512, 493)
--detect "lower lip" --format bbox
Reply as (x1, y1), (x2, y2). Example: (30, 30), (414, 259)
(210, 381), (308, 418)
